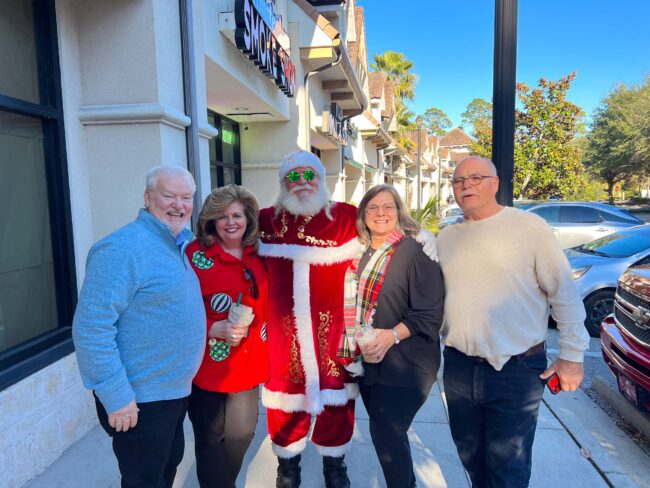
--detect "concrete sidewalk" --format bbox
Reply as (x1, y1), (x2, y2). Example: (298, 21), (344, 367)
(26, 372), (650, 488)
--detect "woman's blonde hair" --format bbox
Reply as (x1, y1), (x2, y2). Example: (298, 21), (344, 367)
(356, 184), (420, 245)
(196, 185), (260, 249)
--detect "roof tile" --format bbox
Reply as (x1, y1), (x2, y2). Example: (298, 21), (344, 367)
(440, 127), (473, 146)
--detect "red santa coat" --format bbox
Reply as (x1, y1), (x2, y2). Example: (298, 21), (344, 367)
(258, 202), (361, 415)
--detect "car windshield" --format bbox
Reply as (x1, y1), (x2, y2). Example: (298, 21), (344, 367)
(576, 227), (650, 258)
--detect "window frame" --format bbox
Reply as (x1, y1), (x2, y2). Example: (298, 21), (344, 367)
(207, 110), (241, 188)
(0, 0), (76, 390)
(559, 205), (601, 224)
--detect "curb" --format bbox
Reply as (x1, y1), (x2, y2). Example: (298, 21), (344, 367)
(542, 385), (648, 487)
(592, 375), (650, 439)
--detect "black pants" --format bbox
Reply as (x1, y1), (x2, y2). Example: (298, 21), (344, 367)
(443, 347), (546, 488)
(95, 395), (188, 488)
(359, 381), (431, 488)
(188, 384), (260, 488)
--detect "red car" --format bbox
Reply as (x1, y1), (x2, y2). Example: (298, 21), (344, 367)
(600, 263), (650, 413)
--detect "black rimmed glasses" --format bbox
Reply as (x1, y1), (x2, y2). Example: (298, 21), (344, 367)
(285, 169), (316, 183)
(244, 266), (260, 299)
(451, 175), (495, 188)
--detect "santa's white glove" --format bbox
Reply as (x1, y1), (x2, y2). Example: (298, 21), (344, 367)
(415, 229), (438, 262)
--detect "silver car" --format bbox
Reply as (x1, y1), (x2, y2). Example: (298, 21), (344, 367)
(528, 202), (643, 249)
(565, 225), (650, 336)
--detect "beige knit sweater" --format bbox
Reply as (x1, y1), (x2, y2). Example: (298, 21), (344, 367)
(437, 206), (589, 370)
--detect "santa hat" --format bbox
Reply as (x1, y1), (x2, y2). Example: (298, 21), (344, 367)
(279, 150), (326, 181)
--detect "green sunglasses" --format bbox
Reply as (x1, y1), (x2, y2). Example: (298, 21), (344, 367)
(285, 169), (316, 183)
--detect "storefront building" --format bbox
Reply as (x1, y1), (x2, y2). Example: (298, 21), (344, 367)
(0, 1), (369, 486)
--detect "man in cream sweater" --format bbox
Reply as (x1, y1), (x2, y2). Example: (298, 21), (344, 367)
(437, 156), (589, 487)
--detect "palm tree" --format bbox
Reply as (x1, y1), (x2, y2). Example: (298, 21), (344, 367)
(372, 51), (419, 149)
(371, 51), (418, 101)
(395, 102), (416, 150)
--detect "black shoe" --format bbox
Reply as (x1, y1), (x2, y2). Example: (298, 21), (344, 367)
(323, 455), (350, 488)
(276, 454), (301, 488)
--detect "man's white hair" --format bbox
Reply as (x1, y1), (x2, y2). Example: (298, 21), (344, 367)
(454, 156), (497, 176)
(146, 166), (196, 193)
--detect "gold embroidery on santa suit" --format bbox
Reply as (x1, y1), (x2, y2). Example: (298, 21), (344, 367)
(260, 212), (338, 247)
(318, 311), (340, 378)
(281, 314), (304, 384)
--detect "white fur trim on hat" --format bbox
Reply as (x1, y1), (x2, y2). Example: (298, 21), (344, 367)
(279, 150), (326, 180)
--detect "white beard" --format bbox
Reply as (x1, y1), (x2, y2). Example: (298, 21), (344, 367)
(276, 183), (330, 217)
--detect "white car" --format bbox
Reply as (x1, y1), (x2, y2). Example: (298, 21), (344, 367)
(527, 202), (644, 249)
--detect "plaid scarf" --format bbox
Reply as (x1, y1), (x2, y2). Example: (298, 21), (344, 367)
(338, 229), (404, 361)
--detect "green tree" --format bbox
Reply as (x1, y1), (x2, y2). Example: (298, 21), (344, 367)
(515, 73), (586, 199)
(585, 77), (650, 203)
(461, 98), (492, 137)
(396, 103), (416, 150)
(371, 51), (417, 101)
(371, 51), (419, 150)
(421, 107), (452, 136)
(470, 73), (586, 199)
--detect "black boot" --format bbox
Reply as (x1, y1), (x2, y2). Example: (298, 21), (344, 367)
(323, 455), (350, 488)
(276, 454), (301, 488)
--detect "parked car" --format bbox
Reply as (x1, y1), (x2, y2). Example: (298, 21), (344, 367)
(442, 204), (462, 218)
(565, 225), (650, 336)
(527, 202), (643, 249)
(438, 201), (538, 230)
(600, 264), (650, 413)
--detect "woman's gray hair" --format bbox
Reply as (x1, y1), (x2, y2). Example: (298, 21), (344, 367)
(196, 185), (260, 250)
(356, 184), (420, 245)
(146, 166), (196, 193)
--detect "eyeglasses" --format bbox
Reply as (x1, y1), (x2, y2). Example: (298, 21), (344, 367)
(451, 175), (495, 188)
(365, 203), (397, 215)
(285, 169), (316, 183)
(244, 266), (260, 299)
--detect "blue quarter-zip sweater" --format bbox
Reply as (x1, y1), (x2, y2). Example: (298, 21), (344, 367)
(73, 209), (206, 413)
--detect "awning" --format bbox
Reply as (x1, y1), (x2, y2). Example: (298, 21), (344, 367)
(345, 158), (364, 170)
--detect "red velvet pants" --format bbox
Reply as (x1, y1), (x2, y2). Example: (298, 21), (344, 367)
(266, 400), (355, 457)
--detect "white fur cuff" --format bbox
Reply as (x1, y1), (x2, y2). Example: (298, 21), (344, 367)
(273, 437), (307, 458)
(313, 442), (350, 457)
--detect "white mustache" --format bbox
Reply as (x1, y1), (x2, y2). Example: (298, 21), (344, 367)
(289, 184), (312, 194)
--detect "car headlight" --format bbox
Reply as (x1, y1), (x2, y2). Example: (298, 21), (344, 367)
(571, 265), (591, 280)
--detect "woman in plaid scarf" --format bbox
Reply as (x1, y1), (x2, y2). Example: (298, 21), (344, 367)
(352, 185), (444, 488)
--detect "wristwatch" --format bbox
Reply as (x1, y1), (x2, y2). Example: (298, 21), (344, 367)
(391, 328), (400, 345)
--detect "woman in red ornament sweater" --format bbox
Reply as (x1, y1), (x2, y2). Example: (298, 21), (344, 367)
(185, 185), (269, 488)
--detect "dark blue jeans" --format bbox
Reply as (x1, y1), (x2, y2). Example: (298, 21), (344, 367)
(443, 347), (546, 488)
(95, 395), (189, 488)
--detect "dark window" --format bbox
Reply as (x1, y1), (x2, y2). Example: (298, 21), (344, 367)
(599, 210), (643, 225)
(311, 146), (322, 159)
(560, 206), (600, 224)
(0, 0), (76, 389)
(582, 230), (650, 258)
(207, 111), (241, 189)
(530, 206), (560, 224)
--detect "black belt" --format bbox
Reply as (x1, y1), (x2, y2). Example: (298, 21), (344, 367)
(447, 342), (546, 364)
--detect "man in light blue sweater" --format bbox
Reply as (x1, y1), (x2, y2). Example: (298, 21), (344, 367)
(73, 166), (205, 488)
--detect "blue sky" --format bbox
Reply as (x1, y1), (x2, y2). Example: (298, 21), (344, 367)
(357, 0), (650, 129)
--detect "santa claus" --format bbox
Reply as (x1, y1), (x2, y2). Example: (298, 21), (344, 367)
(258, 150), (360, 488)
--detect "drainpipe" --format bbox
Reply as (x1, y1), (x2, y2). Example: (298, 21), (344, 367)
(179, 0), (202, 229)
(303, 37), (343, 150)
